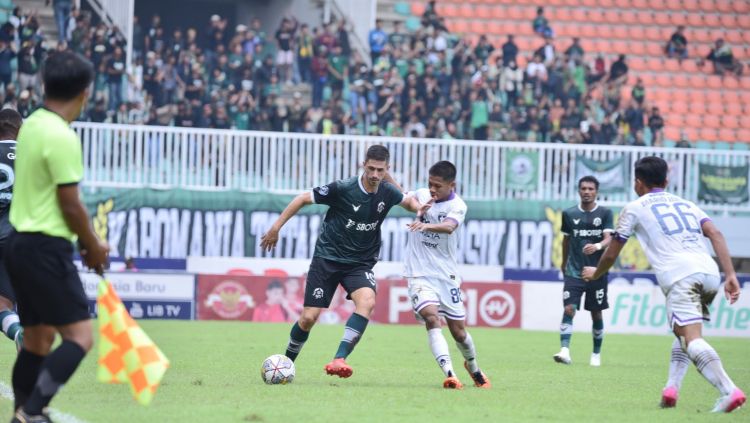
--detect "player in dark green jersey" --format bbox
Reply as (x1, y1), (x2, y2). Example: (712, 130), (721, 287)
(260, 145), (426, 378)
(0, 109), (23, 352)
(553, 176), (614, 367)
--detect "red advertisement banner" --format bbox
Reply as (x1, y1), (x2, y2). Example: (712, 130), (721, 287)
(196, 275), (521, 328)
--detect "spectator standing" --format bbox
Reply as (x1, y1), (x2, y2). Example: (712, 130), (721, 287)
(631, 77), (645, 105)
(105, 46), (126, 110)
(608, 54), (628, 86)
(275, 17), (297, 84)
(501, 35), (518, 67)
(311, 46), (329, 108)
(368, 20), (387, 64)
(296, 24), (313, 83)
(46, 0), (72, 43)
(648, 107), (665, 146)
(0, 40), (16, 92)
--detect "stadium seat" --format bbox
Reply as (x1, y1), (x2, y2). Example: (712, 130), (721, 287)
(653, 12), (670, 26)
(702, 115), (721, 129)
(635, 10), (654, 25)
(671, 101), (689, 114)
(669, 12), (687, 26)
(405, 16), (421, 32)
(737, 130), (750, 144)
(410, 2), (426, 16)
(682, 0), (699, 11)
(733, 142), (749, 151)
(664, 127), (680, 141)
(699, 129), (718, 142)
(714, 140), (732, 149)
(686, 13), (703, 27)
(696, 140), (714, 149)
(459, 4), (473, 18)
(703, 14), (720, 28)
(663, 139), (677, 148)
(715, 0), (733, 13)
(394, 2), (411, 16)
(734, 1), (750, 13)
(671, 74), (689, 88)
(725, 102), (744, 116)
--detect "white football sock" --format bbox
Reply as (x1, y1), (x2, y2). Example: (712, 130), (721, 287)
(666, 338), (690, 390)
(456, 331), (479, 373)
(687, 338), (737, 396)
(428, 328), (454, 377)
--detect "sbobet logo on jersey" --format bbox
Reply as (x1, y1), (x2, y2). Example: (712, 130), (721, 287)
(607, 285), (750, 337)
(382, 281), (522, 328)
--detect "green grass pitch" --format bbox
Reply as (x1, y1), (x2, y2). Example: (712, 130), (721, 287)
(0, 321), (747, 422)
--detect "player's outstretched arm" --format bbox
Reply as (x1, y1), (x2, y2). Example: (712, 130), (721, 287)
(702, 220), (741, 304)
(582, 238), (624, 281)
(260, 192), (313, 251)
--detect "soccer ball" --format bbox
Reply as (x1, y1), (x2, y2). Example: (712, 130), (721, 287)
(261, 354), (295, 385)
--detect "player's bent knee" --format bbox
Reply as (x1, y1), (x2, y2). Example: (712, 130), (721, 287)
(299, 309), (321, 330)
(423, 313), (441, 329)
(564, 305), (577, 317)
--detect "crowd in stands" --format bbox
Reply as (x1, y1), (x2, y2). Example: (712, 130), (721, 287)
(0, 1), (746, 147)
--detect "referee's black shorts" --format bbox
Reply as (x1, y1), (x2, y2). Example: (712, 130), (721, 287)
(4, 232), (90, 326)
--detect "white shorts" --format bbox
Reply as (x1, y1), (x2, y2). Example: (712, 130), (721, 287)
(663, 273), (720, 329)
(407, 276), (465, 321)
(276, 50), (294, 65)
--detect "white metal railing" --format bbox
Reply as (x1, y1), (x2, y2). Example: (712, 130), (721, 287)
(84, 0), (134, 67)
(73, 122), (750, 212)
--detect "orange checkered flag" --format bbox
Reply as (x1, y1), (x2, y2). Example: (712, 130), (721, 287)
(97, 277), (170, 405)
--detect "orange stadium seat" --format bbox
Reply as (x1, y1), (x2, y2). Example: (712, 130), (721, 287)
(635, 10), (654, 25)
(740, 78), (750, 90)
(686, 13), (703, 27)
(672, 74), (689, 88)
(688, 74), (707, 89)
(438, 4), (458, 17)
(411, 2), (426, 16)
(621, 10), (638, 25)
(490, 6), (504, 19)
(715, 0), (733, 13)
(741, 91), (750, 105)
(663, 59), (681, 72)
(470, 20), (486, 34)
(734, 1), (750, 13)
(571, 8), (586, 22)
(737, 14), (750, 28)
(718, 128), (736, 142)
(737, 130), (750, 144)
(723, 77), (740, 90)
(552, 7), (574, 22)
(644, 27), (662, 42)
(688, 89), (705, 104)
(507, 6), (524, 20)
(670, 90), (688, 103)
(651, 0), (668, 10)
(604, 10), (619, 23)
(475, 5), (491, 19)
(654, 11), (671, 26)
(700, 128), (718, 142)
(706, 75), (723, 90)
(681, 60), (699, 73)
(645, 41), (664, 56)
(720, 14), (738, 29)
(682, 128), (699, 142)
(669, 12), (687, 26)
(702, 115), (721, 129)
(688, 101), (705, 115)
(581, 0), (599, 7)
(722, 90), (740, 104)
(587, 9), (604, 23)
(664, 127), (681, 140)
(613, 25), (629, 39)
(632, 0), (649, 8)
(682, 0), (699, 12)
(722, 116), (740, 129)
(459, 4), (473, 18)
(671, 101), (689, 114)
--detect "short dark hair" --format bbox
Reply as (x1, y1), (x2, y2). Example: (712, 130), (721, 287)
(42, 51), (95, 101)
(0, 108), (22, 140)
(634, 156), (668, 188)
(365, 144), (390, 163)
(578, 175), (599, 190)
(267, 280), (283, 291)
(429, 161), (457, 183)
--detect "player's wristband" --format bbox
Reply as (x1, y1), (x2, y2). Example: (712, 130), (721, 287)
(595, 243), (602, 251)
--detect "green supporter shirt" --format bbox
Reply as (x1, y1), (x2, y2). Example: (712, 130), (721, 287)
(10, 108), (83, 241)
(470, 100), (489, 129)
(560, 204), (614, 279)
(311, 176), (404, 266)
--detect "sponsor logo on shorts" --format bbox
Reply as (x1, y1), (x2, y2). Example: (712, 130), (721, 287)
(596, 288), (605, 304)
(365, 272), (376, 287)
(204, 280), (256, 319)
(563, 290), (570, 300)
(313, 287), (324, 299)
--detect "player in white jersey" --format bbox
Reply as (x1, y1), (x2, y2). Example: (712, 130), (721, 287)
(582, 156), (745, 413)
(403, 161), (490, 389)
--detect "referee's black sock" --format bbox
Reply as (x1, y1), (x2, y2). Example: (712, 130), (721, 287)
(24, 340), (86, 415)
(12, 349), (45, 411)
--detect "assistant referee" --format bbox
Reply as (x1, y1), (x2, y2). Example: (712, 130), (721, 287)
(5, 51), (109, 423)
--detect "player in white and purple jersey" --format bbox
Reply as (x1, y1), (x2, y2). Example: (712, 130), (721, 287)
(582, 156), (745, 413)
